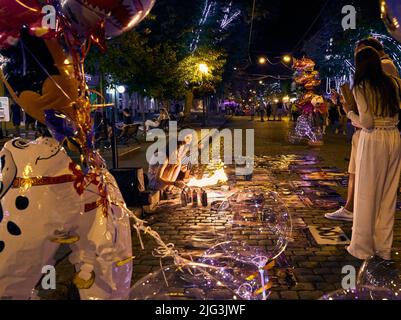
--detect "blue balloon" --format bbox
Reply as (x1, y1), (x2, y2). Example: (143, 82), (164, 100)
(44, 109), (78, 142)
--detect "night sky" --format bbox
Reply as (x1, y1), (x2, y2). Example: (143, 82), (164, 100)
(250, 0), (382, 57)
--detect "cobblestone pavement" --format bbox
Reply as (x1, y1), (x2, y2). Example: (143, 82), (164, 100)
(40, 116), (401, 299)
(130, 117), (401, 300)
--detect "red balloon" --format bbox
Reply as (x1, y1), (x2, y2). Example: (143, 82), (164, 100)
(0, 0), (43, 48)
(61, 0), (156, 45)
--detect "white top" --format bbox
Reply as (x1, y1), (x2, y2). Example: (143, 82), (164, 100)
(348, 78), (401, 130)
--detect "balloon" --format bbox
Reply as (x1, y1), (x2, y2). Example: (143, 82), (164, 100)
(130, 263), (241, 300)
(224, 189), (292, 263)
(0, 0), (54, 49)
(311, 95), (324, 106)
(357, 255), (401, 296)
(381, 0), (401, 43)
(305, 79), (321, 90)
(199, 244), (273, 300)
(319, 286), (401, 300)
(0, 28), (79, 124)
(44, 109), (78, 142)
(61, 0), (156, 44)
(0, 137), (133, 299)
(293, 57), (315, 71)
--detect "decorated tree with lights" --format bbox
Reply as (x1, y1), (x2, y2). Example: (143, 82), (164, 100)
(177, 46), (226, 114)
(302, 0), (401, 94)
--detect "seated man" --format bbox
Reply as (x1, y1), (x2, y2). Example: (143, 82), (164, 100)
(118, 108), (134, 139)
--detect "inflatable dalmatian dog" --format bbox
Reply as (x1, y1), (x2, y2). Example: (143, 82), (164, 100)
(0, 137), (133, 299)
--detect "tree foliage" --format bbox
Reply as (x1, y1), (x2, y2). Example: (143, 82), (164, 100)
(85, 0), (269, 101)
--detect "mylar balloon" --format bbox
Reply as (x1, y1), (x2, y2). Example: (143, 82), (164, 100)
(0, 0), (57, 49)
(319, 286), (401, 300)
(61, 0), (156, 44)
(130, 263), (240, 300)
(0, 28), (78, 123)
(381, 0), (401, 43)
(357, 255), (401, 295)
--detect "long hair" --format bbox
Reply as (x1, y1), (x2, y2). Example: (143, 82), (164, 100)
(353, 47), (399, 118)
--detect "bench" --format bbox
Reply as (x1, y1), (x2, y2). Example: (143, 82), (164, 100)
(118, 124), (140, 145)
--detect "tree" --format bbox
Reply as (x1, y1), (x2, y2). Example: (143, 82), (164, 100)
(86, 31), (184, 102)
(177, 45), (226, 113)
(302, 0), (391, 82)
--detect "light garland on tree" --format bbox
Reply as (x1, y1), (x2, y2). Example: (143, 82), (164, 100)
(371, 32), (401, 72)
(190, 0), (241, 52)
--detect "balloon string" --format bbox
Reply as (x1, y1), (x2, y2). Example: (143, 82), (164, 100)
(82, 171), (194, 285)
(19, 40), (73, 101)
(88, 89), (106, 105)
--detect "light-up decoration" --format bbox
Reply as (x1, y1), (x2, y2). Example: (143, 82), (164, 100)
(371, 32), (401, 71)
(187, 167), (228, 187)
(289, 114), (322, 144)
(190, 0), (241, 52)
(220, 2), (241, 30)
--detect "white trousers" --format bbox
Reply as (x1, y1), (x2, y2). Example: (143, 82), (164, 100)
(347, 128), (401, 260)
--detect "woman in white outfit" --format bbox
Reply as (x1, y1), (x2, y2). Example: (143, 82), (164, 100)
(344, 47), (401, 261)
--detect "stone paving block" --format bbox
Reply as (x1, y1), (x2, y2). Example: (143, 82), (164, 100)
(279, 291), (300, 299)
(298, 291), (324, 300)
(293, 282), (316, 291)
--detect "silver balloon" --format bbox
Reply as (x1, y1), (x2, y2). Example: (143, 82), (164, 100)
(381, 0), (401, 43)
(357, 255), (401, 297)
(319, 286), (401, 300)
(130, 263), (241, 300)
(62, 0), (156, 41)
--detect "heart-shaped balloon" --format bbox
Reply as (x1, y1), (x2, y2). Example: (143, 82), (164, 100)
(381, 0), (401, 43)
(1, 30), (79, 123)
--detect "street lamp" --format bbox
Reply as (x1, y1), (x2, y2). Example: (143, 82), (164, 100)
(198, 63), (209, 74)
(258, 57), (267, 65)
(117, 85), (126, 94)
(282, 55), (292, 64)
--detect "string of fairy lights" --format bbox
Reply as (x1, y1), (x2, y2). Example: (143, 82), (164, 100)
(190, 0), (241, 52)
(325, 31), (401, 94)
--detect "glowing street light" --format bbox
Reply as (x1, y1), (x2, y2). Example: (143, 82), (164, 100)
(198, 63), (209, 74)
(117, 85), (126, 94)
(282, 55), (292, 64)
(259, 80), (264, 85)
(258, 57), (267, 65)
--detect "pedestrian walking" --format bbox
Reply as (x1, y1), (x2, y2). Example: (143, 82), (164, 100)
(277, 101), (284, 121)
(259, 104), (265, 122)
(271, 102), (278, 121)
(266, 103), (272, 121)
(250, 105), (255, 121)
(328, 101), (340, 134)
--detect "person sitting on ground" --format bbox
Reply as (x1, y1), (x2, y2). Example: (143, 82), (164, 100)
(147, 140), (188, 193)
(145, 108), (170, 131)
